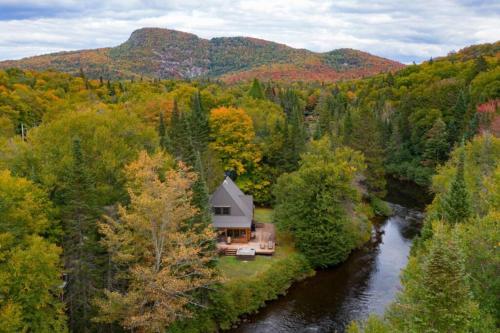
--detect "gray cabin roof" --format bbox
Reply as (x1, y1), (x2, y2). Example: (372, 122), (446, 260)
(210, 176), (253, 229)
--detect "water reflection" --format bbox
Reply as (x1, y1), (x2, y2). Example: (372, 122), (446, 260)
(231, 204), (423, 333)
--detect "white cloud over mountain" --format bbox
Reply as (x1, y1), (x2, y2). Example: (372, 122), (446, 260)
(0, 0), (498, 63)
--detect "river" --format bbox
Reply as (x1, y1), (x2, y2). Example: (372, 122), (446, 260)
(231, 180), (428, 333)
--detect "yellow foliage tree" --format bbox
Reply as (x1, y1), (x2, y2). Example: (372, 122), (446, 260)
(209, 106), (260, 175)
(95, 151), (219, 332)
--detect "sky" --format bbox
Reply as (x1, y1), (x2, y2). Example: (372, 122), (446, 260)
(0, 0), (499, 63)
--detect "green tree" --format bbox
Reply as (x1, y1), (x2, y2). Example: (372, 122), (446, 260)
(62, 138), (103, 332)
(189, 90), (209, 154)
(439, 147), (472, 224)
(274, 138), (370, 267)
(349, 108), (387, 197)
(248, 78), (265, 100)
(0, 170), (66, 332)
(448, 90), (468, 144)
(387, 224), (483, 333)
(423, 117), (449, 167)
(158, 112), (170, 151)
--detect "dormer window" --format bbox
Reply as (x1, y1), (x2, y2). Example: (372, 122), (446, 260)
(213, 206), (231, 215)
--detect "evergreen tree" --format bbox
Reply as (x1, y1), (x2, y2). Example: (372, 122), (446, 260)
(107, 80), (115, 97)
(62, 138), (103, 332)
(316, 93), (333, 137)
(349, 108), (387, 197)
(189, 90), (209, 154)
(248, 78), (265, 99)
(388, 225), (481, 332)
(170, 99), (188, 159)
(158, 112), (170, 151)
(189, 150), (212, 230)
(449, 90), (468, 144)
(423, 118), (449, 167)
(439, 147), (472, 224)
(343, 108), (353, 141)
(288, 105), (307, 169)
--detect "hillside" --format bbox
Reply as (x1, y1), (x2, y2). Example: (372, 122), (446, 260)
(0, 27), (403, 82)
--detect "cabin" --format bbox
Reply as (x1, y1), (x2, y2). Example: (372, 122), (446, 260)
(210, 176), (254, 243)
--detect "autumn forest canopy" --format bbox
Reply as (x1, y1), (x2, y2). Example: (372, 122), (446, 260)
(0, 34), (499, 333)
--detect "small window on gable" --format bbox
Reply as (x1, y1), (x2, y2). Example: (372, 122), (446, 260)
(213, 206), (230, 215)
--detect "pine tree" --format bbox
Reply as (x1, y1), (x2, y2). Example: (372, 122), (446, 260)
(189, 90), (209, 154)
(388, 225), (481, 332)
(440, 147), (472, 224)
(189, 150), (212, 230)
(423, 118), (449, 167)
(62, 138), (102, 332)
(316, 93), (333, 138)
(449, 90), (468, 144)
(343, 108), (353, 142)
(288, 105), (306, 169)
(248, 78), (265, 99)
(107, 80), (115, 97)
(170, 99), (188, 159)
(349, 108), (387, 197)
(158, 112), (170, 151)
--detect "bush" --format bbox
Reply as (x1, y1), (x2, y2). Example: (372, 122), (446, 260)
(168, 253), (314, 332)
(370, 196), (392, 216)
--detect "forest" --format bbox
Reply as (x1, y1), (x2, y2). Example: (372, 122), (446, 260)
(0, 41), (498, 332)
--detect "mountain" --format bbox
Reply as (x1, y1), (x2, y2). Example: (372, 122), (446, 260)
(0, 27), (404, 82)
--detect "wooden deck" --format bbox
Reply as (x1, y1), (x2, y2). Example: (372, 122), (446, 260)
(217, 223), (276, 255)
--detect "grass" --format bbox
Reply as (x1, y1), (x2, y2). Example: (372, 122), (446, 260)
(218, 255), (275, 280)
(254, 207), (274, 223)
(218, 207), (297, 280)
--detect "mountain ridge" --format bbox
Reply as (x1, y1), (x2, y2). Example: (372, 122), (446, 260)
(0, 27), (404, 82)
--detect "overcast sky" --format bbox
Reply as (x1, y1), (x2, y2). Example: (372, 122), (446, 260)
(0, 0), (499, 63)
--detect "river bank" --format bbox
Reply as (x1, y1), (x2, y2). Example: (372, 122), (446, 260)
(230, 203), (425, 333)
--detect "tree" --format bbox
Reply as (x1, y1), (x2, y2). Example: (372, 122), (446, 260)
(209, 107), (261, 175)
(26, 108), (157, 207)
(387, 224), (483, 333)
(158, 112), (170, 151)
(457, 212), (500, 327)
(274, 138), (370, 267)
(0, 170), (66, 332)
(62, 137), (103, 332)
(439, 147), (472, 224)
(349, 108), (387, 197)
(448, 90), (468, 144)
(248, 78), (265, 100)
(96, 151), (219, 332)
(189, 150), (213, 230)
(189, 90), (209, 154)
(423, 117), (449, 167)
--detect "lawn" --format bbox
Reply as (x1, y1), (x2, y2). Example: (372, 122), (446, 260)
(218, 255), (275, 280)
(254, 207), (273, 223)
(218, 207), (297, 280)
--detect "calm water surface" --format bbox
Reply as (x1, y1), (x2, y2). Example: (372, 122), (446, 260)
(231, 183), (427, 333)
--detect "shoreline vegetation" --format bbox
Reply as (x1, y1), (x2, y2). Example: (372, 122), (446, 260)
(169, 226), (315, 332)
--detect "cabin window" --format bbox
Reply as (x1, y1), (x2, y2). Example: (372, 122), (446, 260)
(213, 206), (231, 215)
(227, 229), (246, 239)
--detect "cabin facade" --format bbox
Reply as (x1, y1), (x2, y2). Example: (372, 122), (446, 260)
(210, 176), (254, 243)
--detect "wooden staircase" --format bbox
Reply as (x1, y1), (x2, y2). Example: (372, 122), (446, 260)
(225, 248), (237, 256)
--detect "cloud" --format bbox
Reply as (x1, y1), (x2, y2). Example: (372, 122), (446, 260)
(0, 0), (498, 63)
